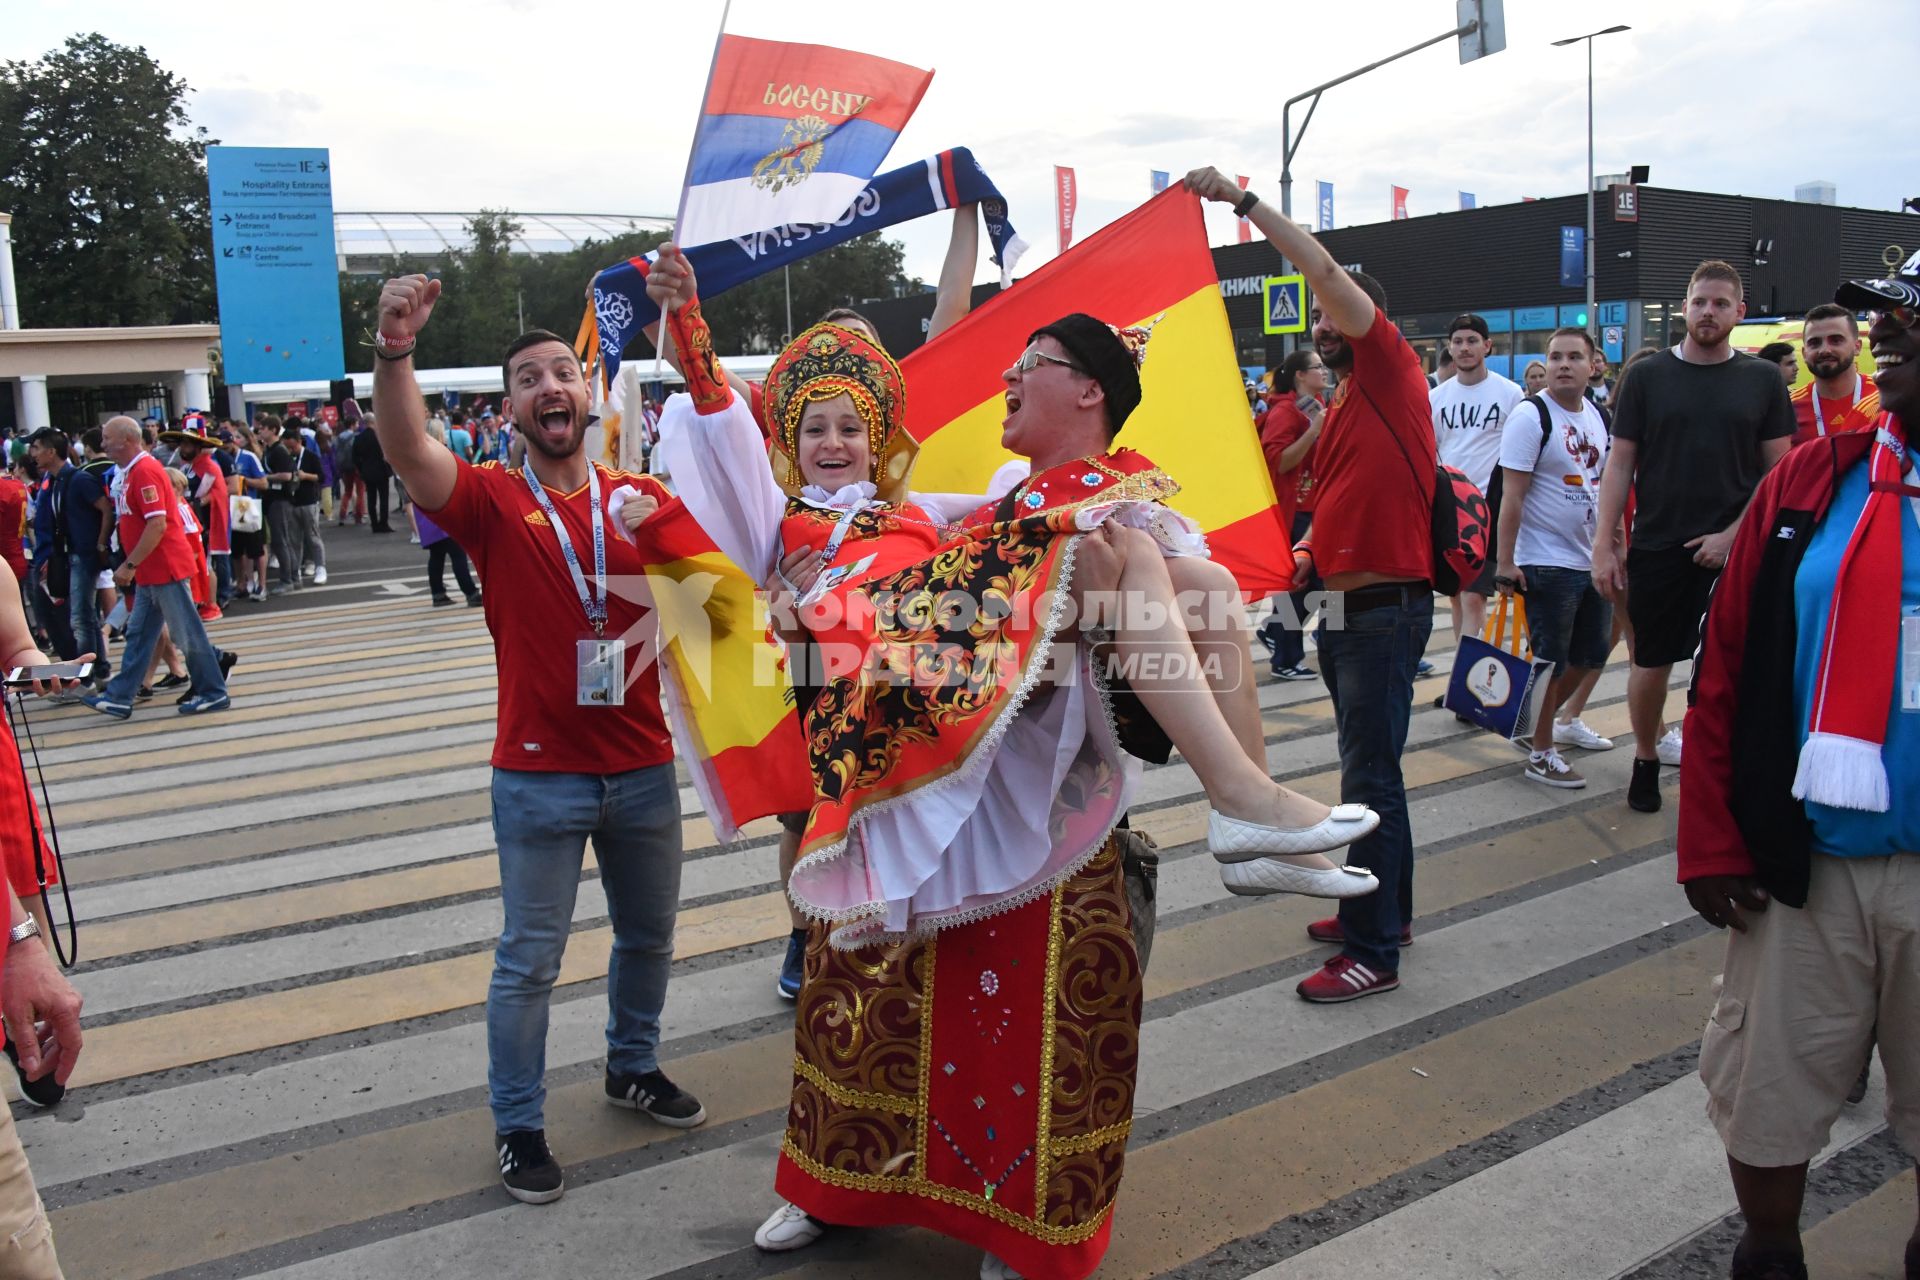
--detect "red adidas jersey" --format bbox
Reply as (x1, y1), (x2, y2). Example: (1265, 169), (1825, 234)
(424, 458), (676, 775)
(1789, 373), (1879, 447)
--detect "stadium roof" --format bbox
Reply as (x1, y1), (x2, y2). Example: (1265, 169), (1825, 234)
(334, 211), (673, 265)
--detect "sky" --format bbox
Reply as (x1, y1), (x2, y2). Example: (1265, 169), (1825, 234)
(9, 0), (1920, 289)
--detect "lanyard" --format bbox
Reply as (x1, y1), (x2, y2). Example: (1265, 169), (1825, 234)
(522, 461), (608, 637)
(1812, 374), (1862, 437)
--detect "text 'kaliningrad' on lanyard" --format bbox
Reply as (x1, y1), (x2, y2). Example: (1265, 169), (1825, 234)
(522, 461), (609, 637)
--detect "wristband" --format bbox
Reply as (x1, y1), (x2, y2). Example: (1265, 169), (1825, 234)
(1232, 189), (1259, 219)
(373, 330), (415, 353)
(374, 344), (415, 362)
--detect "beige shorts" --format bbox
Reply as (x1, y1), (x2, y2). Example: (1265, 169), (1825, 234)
(1700, 853), (1920, 1167)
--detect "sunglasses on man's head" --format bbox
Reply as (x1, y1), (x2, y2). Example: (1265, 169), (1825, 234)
(1012, 348), (1085, 375)
(1872, 304), (1920, 331)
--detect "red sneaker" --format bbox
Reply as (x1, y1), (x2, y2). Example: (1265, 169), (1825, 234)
(1297, 955), (1399, 1003)
(1305, 917), (1413, 947)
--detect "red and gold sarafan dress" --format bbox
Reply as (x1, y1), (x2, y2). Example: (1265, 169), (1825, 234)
(659, 376), (1160, 1279)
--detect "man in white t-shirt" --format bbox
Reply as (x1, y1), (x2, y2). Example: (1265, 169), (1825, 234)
(1492, 327), (1616, 790)
(1429, 312), (1525, 642)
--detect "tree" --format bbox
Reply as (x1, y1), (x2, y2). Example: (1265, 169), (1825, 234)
(0, 34), (217, 327)
(341, 223), (924, 369)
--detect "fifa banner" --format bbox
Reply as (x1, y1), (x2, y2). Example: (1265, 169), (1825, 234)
(588, 148), (1025, 381)
(903, 188), (1293, 596)
(676, 35), (932, 248)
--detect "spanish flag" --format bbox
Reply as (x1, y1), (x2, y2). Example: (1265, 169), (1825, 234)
(900, 187), (1292, 595)
(633, 498), (812, 841)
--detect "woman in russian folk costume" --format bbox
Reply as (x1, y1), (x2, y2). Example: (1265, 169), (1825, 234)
(643, 247), (1375, 1279)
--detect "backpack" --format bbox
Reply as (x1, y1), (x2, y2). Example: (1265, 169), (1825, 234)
(1366, 381), (1489, 596)
(1486, 394), (1612, 509)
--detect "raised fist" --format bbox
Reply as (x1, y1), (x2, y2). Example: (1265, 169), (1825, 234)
(645, 245), (698, 314)
(1182, 166), (1243, 205)
(378, 274), (442, 341)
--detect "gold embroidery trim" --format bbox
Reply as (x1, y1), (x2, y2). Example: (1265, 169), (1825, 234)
(1046, 1120), (1132, 1158)
(780, 1136), (1113, 1245)
(916, 935), (936, 1181)
(1031, 874), (1067, 1208)
(791, 1055), (915, 1116)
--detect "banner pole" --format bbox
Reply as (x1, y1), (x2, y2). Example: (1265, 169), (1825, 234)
(656, 0), (733, 381)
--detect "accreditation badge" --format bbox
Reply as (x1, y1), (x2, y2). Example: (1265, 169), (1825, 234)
(577, 637), (626, 707)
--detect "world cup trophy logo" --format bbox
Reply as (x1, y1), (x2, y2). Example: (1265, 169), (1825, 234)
(752, 115), (831, 193)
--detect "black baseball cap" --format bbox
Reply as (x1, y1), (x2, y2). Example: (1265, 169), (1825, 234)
(1835, 249), (1920, 313)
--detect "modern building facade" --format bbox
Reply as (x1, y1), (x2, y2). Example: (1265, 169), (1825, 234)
(863, 186), (1915, 380)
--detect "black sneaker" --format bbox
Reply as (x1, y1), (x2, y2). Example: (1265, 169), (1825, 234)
(154, 672), (190, 690)
(605, 1068), (707, 1127)
(431, 595), (456, 607)
(1628, 756), (1662, 813)
(495, 1129), (564, 1204)
(219, 651), (238, 679)
(2, 1033), (65, 1107)
(135, 685), (154, 702)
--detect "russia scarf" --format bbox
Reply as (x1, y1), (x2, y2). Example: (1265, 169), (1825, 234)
(588, 147), (1024, 380)
(1792, 415), (1911, 811)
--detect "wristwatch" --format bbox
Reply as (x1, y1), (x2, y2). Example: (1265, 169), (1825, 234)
(8, 917), (40, 946)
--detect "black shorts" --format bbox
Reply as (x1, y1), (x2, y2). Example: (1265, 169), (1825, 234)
(231, 528), (265, 558)
(1626, 543), (1720, 668)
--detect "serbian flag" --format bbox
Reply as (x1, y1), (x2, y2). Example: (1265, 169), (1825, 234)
(902, 188), (1292, 596)
(631, 498), (812, 841)
(676, 35), (933, 248)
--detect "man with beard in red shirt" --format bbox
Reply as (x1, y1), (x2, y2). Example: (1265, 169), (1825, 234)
(372, 275), (703, 1209)
(1188, 166), (1435, 1003)
(1788, 303), (1879, 446)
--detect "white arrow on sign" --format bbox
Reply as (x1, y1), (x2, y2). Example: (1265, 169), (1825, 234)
(376, 582), (427, 596)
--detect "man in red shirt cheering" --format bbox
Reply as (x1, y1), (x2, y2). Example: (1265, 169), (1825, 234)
(372, 275), (702, 1209)
(1187, 167), (1435, 1003)
(82, 416), (231, 719)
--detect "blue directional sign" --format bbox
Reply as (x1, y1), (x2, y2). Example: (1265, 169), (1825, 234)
(1262, 274), (1307, 335)
(1558, 225), (1586, 289)
(208, 147), (344, 385)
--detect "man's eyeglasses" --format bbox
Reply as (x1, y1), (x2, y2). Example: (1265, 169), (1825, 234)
(1872, 305), (1920, 331)
(1012, 348), (1085, 375)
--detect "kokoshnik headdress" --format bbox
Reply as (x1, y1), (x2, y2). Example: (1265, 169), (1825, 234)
(764, 322), (917, 503)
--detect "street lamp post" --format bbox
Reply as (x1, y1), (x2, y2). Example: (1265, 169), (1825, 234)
(1553, 24), (1630, 338)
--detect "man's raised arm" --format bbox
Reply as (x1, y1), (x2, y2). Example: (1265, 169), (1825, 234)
(370, 275), (459, 511)
(1183, 167), (1376, 339)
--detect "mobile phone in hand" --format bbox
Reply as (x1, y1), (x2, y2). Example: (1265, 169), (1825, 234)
(4, 662), (93, 687)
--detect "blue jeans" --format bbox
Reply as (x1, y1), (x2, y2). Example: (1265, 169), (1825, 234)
(68, 552), (106, 678)
(1317, 589), (1434, 975)
(211, 552), (234, 607)
(487, 764), (684, 1134)
(100, 579), (226, 705)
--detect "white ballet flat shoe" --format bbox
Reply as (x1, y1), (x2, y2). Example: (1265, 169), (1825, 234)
(1219, 858), (1381, 899)
(754, 1201), (824, 1252)
(1208, 803), (1381, 862)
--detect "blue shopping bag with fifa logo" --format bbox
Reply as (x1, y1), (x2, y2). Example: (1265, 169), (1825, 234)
(1442, 595), (1551, 743)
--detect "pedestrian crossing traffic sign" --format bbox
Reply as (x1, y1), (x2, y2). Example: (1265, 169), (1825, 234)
(1262, 274), (1306, 335)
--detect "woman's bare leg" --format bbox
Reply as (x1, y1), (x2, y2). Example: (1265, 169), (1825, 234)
(1165, 556), (1265, 767)
(1076, 524), (1342, 867)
